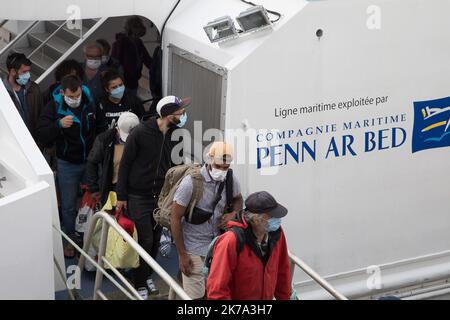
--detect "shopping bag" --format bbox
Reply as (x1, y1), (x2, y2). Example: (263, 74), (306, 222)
(75, 188), (99, 233)
(104, 208), (139, 269)
(84, 217), (103, 271)
(102, 191), (118, 211)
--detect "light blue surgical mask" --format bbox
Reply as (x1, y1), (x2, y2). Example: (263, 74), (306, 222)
(177, 112), (187, 128)
(110, 85), (125, 100)
(16, 72), (31, 86)
(267, 218), (281, 232)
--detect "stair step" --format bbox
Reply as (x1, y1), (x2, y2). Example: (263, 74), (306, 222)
(28, 51), (55, 72)
(29, 32), (72, 54)
(46, 20), (90, 43)
(12, 46), (34, 57)
(137, 86), (153, 102)
(82, 19), (100, 29)
(63, 23), (90, 39)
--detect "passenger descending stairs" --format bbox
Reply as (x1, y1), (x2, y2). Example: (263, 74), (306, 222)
(0, 19), (103, 83)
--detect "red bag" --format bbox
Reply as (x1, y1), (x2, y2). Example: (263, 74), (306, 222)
(115, 208), (135, 236)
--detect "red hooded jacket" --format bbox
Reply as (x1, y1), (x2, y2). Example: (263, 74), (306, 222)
(207, 213), (292, 300)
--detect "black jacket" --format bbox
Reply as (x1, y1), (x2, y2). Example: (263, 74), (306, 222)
(86, 128), (118, 205)
(97, 93), (145, 129)
(37, 87), (106, 164)
(116, 117), (179, 201)
(111, 33), (152, 90)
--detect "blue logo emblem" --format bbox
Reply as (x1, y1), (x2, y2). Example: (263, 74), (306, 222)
(412, 97), (450, 153)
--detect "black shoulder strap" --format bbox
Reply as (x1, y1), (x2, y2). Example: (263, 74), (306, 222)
(211, 180), (225, 213)
(225, 169), (234, 213)
(230, 226), (246, 255)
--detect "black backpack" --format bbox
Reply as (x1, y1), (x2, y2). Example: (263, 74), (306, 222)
(203, 226), (246, 281)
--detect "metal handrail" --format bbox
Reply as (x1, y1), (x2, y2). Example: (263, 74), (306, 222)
(0, 20), (8, 28)
(78, 211), (191, 300)
(28, 20), (68, 58)
(35, 17), (107, 84)
(0, 20), (40, 56)
(289, 251), (348, 300)
(53, 224), (140, 300)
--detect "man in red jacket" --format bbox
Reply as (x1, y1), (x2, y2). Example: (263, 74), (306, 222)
(207, 191), (292, 300)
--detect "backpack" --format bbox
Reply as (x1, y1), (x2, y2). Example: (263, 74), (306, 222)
(153, 163), (204, 229)
(203, 226), (246, 281)
(153, 164), (235, 229)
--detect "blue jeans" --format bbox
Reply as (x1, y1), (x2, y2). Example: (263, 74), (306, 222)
(57, 159), (86, 241)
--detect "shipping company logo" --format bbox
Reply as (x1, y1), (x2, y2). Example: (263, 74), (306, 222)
(412, 97), (450, 153)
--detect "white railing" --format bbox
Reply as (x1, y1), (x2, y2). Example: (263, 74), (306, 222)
(0, 21), (40, 56)
(72, 211), (191, 300)
(54, 224), (143, 300)
(35, 17), (108, 84)
(53, 210), (341, 301)
(289, 251), (348, 300)
(28, 20), (68, 58)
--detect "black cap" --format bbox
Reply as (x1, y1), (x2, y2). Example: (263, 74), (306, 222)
(245, 191), (288, 218)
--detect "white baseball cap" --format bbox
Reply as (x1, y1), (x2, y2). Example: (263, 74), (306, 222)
(117, 112), (140, 142)
(156, 95), (191, 117)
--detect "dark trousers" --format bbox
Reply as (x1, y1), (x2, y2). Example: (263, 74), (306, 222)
(128, 194), (162, 288)
(57, 158), (86, 241)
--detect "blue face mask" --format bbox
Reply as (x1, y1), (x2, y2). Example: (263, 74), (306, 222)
(177, 112), (188, 128)
(16, 72), (31, 86)
(110, 85), (125, 100)
(267, 218), (281, 232)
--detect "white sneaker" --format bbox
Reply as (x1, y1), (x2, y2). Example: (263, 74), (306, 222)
(137, 287), (148, 300)
(146, 278), (159, 295)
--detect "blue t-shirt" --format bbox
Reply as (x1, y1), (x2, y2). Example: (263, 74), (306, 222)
(16, 87), (29, 128)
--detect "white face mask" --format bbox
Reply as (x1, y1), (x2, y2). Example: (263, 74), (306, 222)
(64, 95), (82, 108)
(210, 167), (228, 182)
(86, 59), (102, 70)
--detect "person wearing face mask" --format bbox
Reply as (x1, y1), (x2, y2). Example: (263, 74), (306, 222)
(96, 38), (123, 74)
(171, 142), (244, 300)
(116, 95), (189, 298)
(207, 191), (291, 300)
(96, 70), (145, 129)
(37, 75), (106, 258)
(111, 16), (152, 97)
(44, 59), (86, 107)
(2, 52), (43, 143)
(86, 112), (140, 207)
(41, 60), (90, 171)
(83, 42), (107, 104)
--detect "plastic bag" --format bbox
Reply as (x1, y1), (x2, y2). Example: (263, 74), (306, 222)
(159, 227), (172, 258)
(75, 189), (99, 233)
(85, 206), (140, 270)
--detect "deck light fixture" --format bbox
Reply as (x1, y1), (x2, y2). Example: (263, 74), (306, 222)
(203, 16), (238, 43)
(236, 5), (272, 33)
